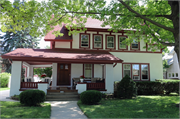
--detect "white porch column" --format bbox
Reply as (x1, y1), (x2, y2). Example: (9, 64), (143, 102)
(10, 61), (22, 96)
(52, 63), (57, 87)
(105, 64), (114, 93)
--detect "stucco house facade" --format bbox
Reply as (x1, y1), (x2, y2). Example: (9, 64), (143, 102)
(1, 18), (163, 96)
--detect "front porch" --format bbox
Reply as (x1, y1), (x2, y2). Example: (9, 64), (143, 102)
(2, 49), (123, 96)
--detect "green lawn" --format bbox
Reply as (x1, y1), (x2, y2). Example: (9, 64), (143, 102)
(78, 96), (180, 118)
(0, 87), (10, 91)
(0, 101), (51, 118)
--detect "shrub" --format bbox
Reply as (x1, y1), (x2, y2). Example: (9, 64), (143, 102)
(19, 89), (45, 106)
(136, 81), (164, 95)
(0, 72), (11, 87)
(80, 90), (102, 105)
(117, 75), (137, 99)
(163, 82), (179, 94)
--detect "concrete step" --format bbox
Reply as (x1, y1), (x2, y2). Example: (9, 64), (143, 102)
(46, 95), (79, 98)
(46, 98), (79, 101)
(47, 92), (78, 95)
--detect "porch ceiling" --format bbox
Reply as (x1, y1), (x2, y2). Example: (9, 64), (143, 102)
(1, 48), (123, 64)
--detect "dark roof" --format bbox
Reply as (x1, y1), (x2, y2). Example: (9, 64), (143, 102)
(1, 48), (123, 64)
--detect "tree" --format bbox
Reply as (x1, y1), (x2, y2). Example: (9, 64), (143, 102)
(0, 0), (179, 67)
(0, 29), (40, 72)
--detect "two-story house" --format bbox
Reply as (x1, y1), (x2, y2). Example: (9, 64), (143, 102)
(1, 18), (163, 96)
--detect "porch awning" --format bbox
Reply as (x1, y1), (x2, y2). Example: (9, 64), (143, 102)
(1, 48), (123, 64)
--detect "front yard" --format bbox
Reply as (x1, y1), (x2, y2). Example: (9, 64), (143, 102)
(78, 96), (180, 118)
(0, 101), (51, 118)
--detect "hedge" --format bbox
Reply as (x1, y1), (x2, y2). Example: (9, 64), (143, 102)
(0, 73), (11, 87)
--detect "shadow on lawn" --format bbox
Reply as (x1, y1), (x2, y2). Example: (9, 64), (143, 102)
(80, 96), (180, 118)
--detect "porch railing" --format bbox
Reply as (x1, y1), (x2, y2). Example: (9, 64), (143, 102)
(87, 83), (105, 90)
(21, 82), (38, 88)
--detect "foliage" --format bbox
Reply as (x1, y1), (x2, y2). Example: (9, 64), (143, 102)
(34, 67), (52, 78)
(19, 89), (45, 106)
(80, 90), (102, 105)
(136, 81), (164, 95)
(0, 72), (11, 87)
(117, 75), (137, 99)
(0, 101), (51, 118)
(78, 96), (180, 118)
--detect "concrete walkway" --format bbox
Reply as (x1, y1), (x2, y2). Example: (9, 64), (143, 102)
(0, 90), (87, 119)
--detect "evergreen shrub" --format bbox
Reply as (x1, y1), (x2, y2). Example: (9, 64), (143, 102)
(80, 90), (102, 105)
(0, 72), (11, 87)
(19, 89), (45, 106)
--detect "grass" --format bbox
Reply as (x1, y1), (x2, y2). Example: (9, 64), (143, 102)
(0, 101), (51, 118)
(78, 96), (180, 118)
(0, 87), (10, 91)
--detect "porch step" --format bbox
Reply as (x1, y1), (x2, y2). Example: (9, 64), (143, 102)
(46, 92), (79, 101)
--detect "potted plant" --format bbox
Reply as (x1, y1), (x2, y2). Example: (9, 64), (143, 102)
(41, 74), (46, 82)
(80, 75), (85, 82)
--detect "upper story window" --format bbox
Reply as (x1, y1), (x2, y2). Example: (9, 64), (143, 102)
(106, 35), (115, 49)
(80, 33), (90, 48)
(130, 37), (140, 50)
(94, 35), (103, 48)
(119, 36), (127, 50)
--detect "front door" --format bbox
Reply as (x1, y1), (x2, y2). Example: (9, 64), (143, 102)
(57, 64), (71, 85)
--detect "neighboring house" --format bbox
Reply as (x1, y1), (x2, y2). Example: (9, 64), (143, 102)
(1, 18), (163, 96)
(163, 47), (180, 79)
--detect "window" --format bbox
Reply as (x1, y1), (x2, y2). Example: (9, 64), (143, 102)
(123, 63), (150, 81)
(123, 64), (131, 77)
(132, 64), (140, 80)
(169, 73), (171, 77)
(131, 38), (139, 49)
(176, 73), (178, 77)
(80, 34), (89, 47)
(84, 64), (92, 78)
(119, 37), (127, 49)
(141, 65), (149, 80)
(107, 36), (115, 48)
(172, 73), (174, 77)
(94, 35), (102, 48)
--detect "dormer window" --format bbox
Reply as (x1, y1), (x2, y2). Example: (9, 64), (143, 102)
(106, 35), (115, 49)
(80, 33), (90, 48)
(94, 35), (102, 48)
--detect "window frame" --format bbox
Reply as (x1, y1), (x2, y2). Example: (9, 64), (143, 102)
(79, 33), (90, 49)
(141, 64), (149, 80)
(93, 34), (103, 49)
(122, 63), (150, 81)
(118, 35), (128, 50)
(130, 38), (140, 50)
(83, 64), (94, 78)
(106, 35), (116, 49)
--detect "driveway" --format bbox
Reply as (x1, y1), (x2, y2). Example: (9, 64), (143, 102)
(0, 90), (87, 119)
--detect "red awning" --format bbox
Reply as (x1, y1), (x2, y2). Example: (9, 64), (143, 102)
(1, 48), (123, 64)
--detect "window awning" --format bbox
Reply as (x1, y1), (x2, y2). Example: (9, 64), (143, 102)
(1, 48), (123, 64)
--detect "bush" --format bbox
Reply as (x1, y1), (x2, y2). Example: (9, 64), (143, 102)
(0, 72), (11, 87)
(117, 75), (137, 99)
(19, 89), (45, 106)
(80, 90), (102, 105)
(136, 81), (164, 95)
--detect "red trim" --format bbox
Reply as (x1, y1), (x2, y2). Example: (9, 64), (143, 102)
(79, 33), (90, 49)
(70, 41), (72, 49)
(122, 63), (150, 81)
(45, 47), (162, 53)
(45, 39), (72, 42)
(92, 34), (103, 49)
(105, 35), (116, 50)
(118, 35), (128, 50)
